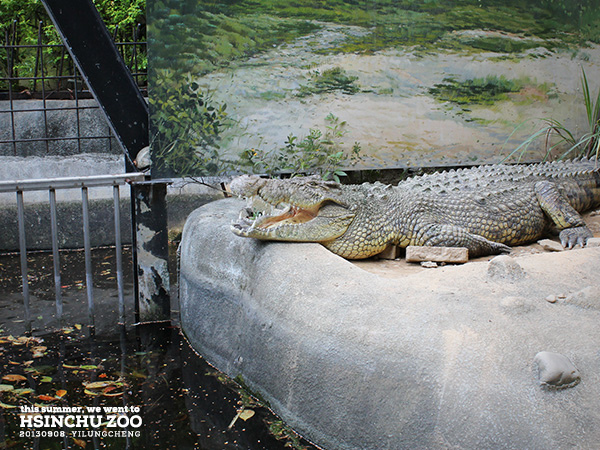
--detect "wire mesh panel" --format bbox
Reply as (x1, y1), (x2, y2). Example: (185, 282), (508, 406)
(0, 20), (147, 157)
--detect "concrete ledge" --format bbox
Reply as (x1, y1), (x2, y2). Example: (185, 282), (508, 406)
(179, 198), (600, 450)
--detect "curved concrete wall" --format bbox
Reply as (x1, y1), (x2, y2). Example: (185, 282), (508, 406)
(179, 199), (600, 450)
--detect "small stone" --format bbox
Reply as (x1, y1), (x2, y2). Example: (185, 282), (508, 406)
(420, 261), (438, 268)
(545, 295), (557, 303)
(534, 351), (580, 389)
(537, 239), (564, 252)
(378, 244), (399, 260)
(586, 237), (600, 248)
(487, 255), (526, 281)
(406, 246), (468, 264)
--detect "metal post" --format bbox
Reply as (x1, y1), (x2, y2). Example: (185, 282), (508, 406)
(133, 182), (170, 323)
(16, 190), (31, 331)
(113, 185), (126, 324)
(81, 186), (95, 329)
(49, 188), (63, 319)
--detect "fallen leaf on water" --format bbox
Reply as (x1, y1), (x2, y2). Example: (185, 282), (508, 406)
(79, 365), (98, 371)
(31, 346), (47, 358)
(73, 437), (87, 448)
(74, 324), (82, 331)
(102, 391), (124, 397)
(0, 384), (14, 392)
(0, 401), (17, 409)
(13, 388), (34, 396)
(39, 376), (53, 383)
(98, 373), (108, 379)
(130, 370), (147, 379)
(55, 389), (67, 398)
(239, 409), (255, 421)
(84, 389), (101, 397)
(37, 394), (55, 402)
(84, 381), (120, 390)
(2, 374), (26, 382)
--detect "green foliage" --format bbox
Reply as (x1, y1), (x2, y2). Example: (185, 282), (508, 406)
(0, 0), (145, 92)
(239, 113), (362, 182)
(429, 75), (524, 105)
(149, 69), (228, 176)
(504, 68), (600, 162)
(297, 67), (360, 97)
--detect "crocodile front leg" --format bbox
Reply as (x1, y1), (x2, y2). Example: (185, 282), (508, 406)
(415, 223), (511, 257)
(535, 181), (593, 248)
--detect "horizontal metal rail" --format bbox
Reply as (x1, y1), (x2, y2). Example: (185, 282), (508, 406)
(11, 172), (145, 333)
(0, 173), (145, 193)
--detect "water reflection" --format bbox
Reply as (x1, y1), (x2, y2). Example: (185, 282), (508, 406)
(0, 324), (318, 449)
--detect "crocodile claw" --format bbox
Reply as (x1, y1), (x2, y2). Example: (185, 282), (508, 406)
(559, 226), (593, 249)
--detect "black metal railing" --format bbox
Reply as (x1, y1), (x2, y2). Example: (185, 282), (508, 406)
(0, 20), (147, 156)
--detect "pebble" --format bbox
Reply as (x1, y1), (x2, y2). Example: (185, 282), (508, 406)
(545, 295), (557, 303)
(420, 261), (438, 268)
(534, 351), (580, 389)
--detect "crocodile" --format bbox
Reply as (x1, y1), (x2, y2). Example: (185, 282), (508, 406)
(229, 159), (600, 259)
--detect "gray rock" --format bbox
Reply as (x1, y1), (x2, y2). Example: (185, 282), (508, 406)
(487, 254), (526, 281)
(537, 239), (564, 252)
(586, 237), (600, 248)
(179, 199), (600, 450)
(534, 351), (580, 389)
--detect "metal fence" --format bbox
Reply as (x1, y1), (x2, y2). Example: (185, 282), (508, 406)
(0, 20), (147, 156)
(0, 172), (145, 333)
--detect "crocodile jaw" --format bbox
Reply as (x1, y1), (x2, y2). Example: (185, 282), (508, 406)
(231, 196), (355, 242)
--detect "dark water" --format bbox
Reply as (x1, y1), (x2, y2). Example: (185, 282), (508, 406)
(0, 250), (320, 450)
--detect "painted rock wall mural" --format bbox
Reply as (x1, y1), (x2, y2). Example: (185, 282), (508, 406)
(148, 0), (600, 178)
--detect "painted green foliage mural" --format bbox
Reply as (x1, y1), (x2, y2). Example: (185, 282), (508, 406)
(148, 0), (600, 178)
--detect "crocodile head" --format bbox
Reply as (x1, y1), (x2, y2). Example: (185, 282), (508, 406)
(229, 175), (356, 243)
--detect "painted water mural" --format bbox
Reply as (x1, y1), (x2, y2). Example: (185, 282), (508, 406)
(148, 0), (600, 178)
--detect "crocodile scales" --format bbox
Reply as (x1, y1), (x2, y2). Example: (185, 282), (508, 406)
(229, 159), (600, 259)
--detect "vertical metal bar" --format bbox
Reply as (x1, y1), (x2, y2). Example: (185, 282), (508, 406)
(37, 21), (50, 154)
(7, 21), (18, 156)
(49, 188), (63, 319)
(16, 190), (31, 331)
(81, 186), (95, 329)
(113, 185), (126, 324)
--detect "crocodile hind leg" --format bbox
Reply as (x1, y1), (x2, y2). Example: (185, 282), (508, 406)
(535, 180), (593, 248)
(419, 224), (511, 257)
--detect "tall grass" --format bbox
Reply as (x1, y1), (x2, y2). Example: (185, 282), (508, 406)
(503, 68), (600, 162)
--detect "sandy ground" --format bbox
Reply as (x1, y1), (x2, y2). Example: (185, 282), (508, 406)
(353, 209), (600, 277)
(197, 23), (600, 169)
